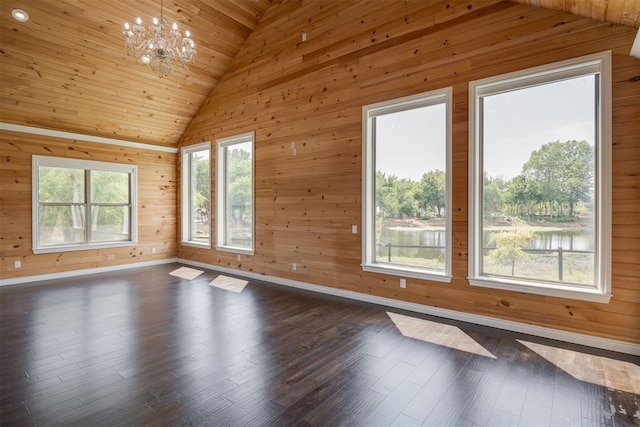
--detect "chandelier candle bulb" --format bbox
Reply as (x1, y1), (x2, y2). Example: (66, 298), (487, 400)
(122, 0), (196, 78)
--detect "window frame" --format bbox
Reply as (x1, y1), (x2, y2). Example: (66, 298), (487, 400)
(468, 51), (612, 303)
(216, 131), (255, 255)
(362, 87), (453, 282)
(181, 142), (211, 248)
(32, 155), (138, 254)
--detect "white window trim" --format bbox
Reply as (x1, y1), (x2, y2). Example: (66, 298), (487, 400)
(32, 155), (138, 254)
(468, 51), (612, 303)
(181, 142), (211, 249)
(216, 131), (255, 255)
(362, 88), (453, 283)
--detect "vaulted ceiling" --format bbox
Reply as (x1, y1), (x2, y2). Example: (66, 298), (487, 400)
(0, 0), (274, 148)
(1, 0), (638, 149)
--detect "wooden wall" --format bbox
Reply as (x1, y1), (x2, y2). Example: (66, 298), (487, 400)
(179, 0), (640, 344)
(0, 131), (177, 279)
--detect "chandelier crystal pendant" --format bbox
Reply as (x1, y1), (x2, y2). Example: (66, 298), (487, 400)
(123, 0), (196, 78)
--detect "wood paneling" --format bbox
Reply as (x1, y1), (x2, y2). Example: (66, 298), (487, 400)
(515, 0), (640, 27)
(0, 0), (273, 147)
(179, 0), (640, 344)
(0, 1), (637, 150)
(0, 130), (177, 278)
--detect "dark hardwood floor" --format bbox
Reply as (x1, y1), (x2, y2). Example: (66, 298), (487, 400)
(1, 263), (638, 426)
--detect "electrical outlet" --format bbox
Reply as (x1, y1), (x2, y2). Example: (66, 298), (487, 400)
(302, 32), (307, 42)
(237, 255), (241, 261)
(14, 260), (21, 269)
(151, 248), (157, 254)
(400, 278), (406, 289)
(351, 225), (358, 234)
(292, 263), (297, 271)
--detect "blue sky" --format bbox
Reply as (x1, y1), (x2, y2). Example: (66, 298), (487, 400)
(376, 103), (446, 181)
(375, 75), (596, 181)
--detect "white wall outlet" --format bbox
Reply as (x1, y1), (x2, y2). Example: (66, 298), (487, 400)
(14, 260), (21, 269)
(237, 255), (241, 261)
(151, 248), (157, 254)
(400, 278), (406, 289)
(302, 32), (307, 42)
(292, 262), (297, 271)
(351, 225), (358, 234)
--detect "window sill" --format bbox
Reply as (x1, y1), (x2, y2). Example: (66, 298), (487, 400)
(33, 241), (138, 254)
(215, 245), (254, 256)
(362, 263), (452, 283)
(181, 241), (211, 249)
(468, 276), (611, 303)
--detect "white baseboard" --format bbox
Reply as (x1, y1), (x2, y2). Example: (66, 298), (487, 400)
(0, 258), (178, 287)
(179, 258), (640, 356)
(3, 258), (637, 356)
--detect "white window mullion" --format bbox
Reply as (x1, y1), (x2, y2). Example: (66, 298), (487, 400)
(85, 169), (92, 244)
(32, 155), (138, 253)
(216, 132), (254, 255)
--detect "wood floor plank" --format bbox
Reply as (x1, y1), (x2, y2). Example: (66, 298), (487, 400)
(0, 263), (638, 426)
(401, 350), (472, 422)
(486, 407), (522, 426)
(423, 366), (485, 427)
(550, 384), (583, 426)
(520, 401), (553, 426)
(524, 377), (555, 407)
(390, 413), (423, 426)
(362, 380), (423, 426)
(460, 379), (503, 426)
(607, 388), (640, 427)
(492, 371), (530, 416)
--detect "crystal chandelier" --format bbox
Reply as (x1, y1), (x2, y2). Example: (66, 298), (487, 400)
(122, 0), (196, 78)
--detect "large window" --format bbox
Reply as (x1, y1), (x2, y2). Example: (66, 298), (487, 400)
(216, 132), (254, 254)
(181, 143), (211, 247)
(469, 51), (611, 302)
(362, 88), (452, 282)
(32, 156), (137, 253)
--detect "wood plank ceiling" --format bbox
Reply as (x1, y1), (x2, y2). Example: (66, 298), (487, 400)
(0, 0), (273, 148)
(517, 0), (640, 27)
(0, 0), (638, 149)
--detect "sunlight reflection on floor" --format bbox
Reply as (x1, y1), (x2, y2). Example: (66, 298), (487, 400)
(209, 275), (249, 293)
(387, 312), (496, 359)
(169, 266), (204, 280)
(517, 339), (640, 394)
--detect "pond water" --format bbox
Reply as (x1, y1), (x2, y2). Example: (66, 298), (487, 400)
(514, 228), (593, 252)
(376, 227), (593, 260)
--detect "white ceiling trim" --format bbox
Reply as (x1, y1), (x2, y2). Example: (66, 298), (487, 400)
(631, 27), (640, 58)
(0, 123), (178, 154)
